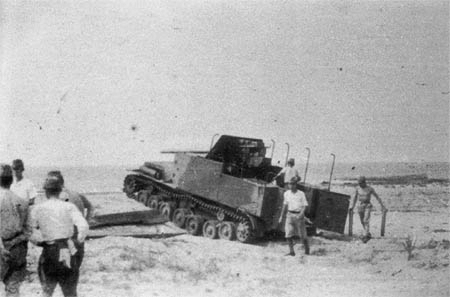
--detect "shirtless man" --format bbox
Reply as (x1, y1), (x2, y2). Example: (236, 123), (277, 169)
(273, 158), (300, 188)
(349, 176), (387, 243)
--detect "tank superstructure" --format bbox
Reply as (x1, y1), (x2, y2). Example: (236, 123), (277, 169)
(123, 135), (350, 242)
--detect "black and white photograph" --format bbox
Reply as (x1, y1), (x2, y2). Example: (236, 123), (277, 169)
(0, 0), (448, 296)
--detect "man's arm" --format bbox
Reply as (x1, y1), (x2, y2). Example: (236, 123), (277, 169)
(28, 181), (38, 205)
(278, 193), (288, 224)
(69, 204), (89, 243)
(300, 195), (308, 217)
(300, 194), (312, 223)
(79, 194), (94, 221)
(371, 188), (387, 212)
(28, 206), (44, 245)
(278, 204), (287, 224)
(0, 201), (11, 259)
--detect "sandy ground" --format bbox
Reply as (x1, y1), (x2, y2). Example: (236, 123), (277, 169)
(12, 183), (450, 297)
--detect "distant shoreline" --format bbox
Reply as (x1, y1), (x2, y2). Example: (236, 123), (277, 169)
(25, 161), (450, 168)
(329, 173), (449, 186)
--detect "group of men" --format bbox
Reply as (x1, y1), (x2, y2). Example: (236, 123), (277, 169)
(276, 158), (388, 256)
(0, 159), (93, 297)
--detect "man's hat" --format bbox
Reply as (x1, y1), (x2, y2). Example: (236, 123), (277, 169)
(288, 176), (299, 184)
(47, 170), (64, 186)
(12, 159), (24, 170)
(0, 164), (13, 177)
(43, 176), (62, 191)
(287, 158), (295, 165)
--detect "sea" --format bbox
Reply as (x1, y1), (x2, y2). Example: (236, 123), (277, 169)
(25, 162), (449, 194)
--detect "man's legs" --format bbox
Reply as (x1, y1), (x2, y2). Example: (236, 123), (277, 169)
(363, 207), (371, 237)
(3, 241), (27, 297)
(58, 269), (78, 297)
(358, 208), (365, 229)
(358, 205), (371, 242)
(284, 213), (296, 256)
(38, 246), (60, 297)
(299, 219), (309, 255)
(4, 269), (24, 297)
(286, 237), (295, 256)
(56, 242), (82, 297)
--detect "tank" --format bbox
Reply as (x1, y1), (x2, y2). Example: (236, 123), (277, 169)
(123, 135), (350, 243)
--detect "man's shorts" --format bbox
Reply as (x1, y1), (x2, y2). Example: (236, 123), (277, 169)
(285, 212), (307, 239)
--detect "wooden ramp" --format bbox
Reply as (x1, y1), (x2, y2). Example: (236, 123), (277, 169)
(88, 222), (186, 239)
(87, 209), (186, 239)
(89, 209), (167, 229)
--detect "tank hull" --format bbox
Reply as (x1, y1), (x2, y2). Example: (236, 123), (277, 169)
(122, 135), (350, 242)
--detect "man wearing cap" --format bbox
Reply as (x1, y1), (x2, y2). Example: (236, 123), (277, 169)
(278, 176), (310, 256)
(273, 158), (300, 188)
(0, 164), (30, 297)
(11, 160), (38, 206)
(349, 176), (387, 243)
(47, 171), (94, 222)
(30, 176), (89, 297)
(46, 171), (94, 271)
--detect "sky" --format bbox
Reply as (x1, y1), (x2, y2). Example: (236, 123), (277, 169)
(1, 0), (448, 166)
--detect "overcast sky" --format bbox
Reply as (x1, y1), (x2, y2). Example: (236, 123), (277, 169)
(1, 0), (448, 166)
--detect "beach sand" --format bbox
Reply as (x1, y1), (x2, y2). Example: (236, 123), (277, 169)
(16, 183), (450, 297)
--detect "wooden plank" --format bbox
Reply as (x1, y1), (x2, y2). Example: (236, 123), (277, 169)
(348, 209), (353, 236)
(87, 223), (186, 239)
(381, 210), (387, 237)
(89, 210), (167, 229)
(314, 190), (350, 234)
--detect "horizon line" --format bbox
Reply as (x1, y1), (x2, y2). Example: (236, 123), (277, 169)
(22, 160), (450, 168)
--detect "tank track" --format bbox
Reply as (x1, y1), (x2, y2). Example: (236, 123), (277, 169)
(123, 173), (257, 243)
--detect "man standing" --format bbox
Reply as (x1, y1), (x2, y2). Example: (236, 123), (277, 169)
(30, 176), (89, 297)
(46, 170), (94, 270)
(0, 164), (30, 297)
(349, 176), (388, 243)
(11, 160), (37, 206)
(278, 177), (310, 256)
(273, 158), (300, 187)
(47, 171), (94, 222)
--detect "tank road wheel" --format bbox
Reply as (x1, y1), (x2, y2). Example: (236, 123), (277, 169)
(186, 215), (204, 236)
(159, 202), (174, 220)
(148, 195), (161, 209)
(202, 220), (219, 239)
(172, 208), (193, 228)
(236, 221), (253, 243)
(137, 190), (150, 204)
(123, 177), (137, 198)
(218, 222), (236, 241)
(216, 210), (226, 221)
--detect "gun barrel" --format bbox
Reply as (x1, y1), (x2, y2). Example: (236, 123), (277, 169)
(161, 150), (209, 154)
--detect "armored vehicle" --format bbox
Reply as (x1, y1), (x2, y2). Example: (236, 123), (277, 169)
(123, 135), (349, 243)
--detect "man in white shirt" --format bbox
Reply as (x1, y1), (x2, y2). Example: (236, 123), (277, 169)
(47, 170), (95, 270)
(278, 176), (310, 256)
(273, 158), (300, 188)
(11, 160), (37, 205)
(30, 176), (88, 297)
